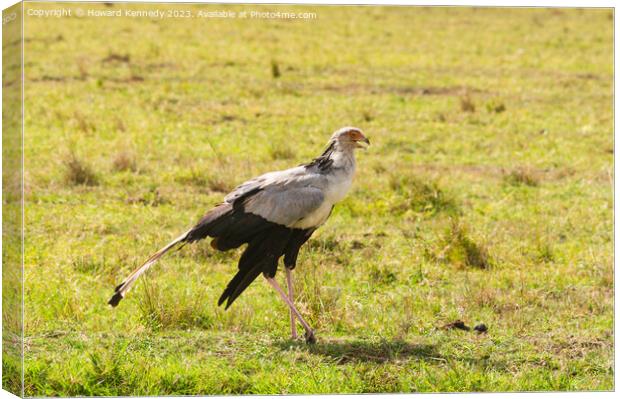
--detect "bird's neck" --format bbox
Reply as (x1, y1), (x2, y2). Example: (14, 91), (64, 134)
(308, 141), (356, 173)
(329, 145), (356, 171)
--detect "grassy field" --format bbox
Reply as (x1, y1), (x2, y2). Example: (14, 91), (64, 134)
(10, 2), (614, 395)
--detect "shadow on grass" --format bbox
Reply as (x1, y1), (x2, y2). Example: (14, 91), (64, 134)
(276, 337), (441, 364)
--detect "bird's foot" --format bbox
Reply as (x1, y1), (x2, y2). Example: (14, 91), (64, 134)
(305, 330), (316, 345)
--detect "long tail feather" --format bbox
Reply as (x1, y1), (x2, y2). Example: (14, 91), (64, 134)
(108, 230), (190, 307)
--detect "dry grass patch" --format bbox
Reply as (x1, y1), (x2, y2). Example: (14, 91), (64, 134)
(269, 141), (296, 160)
(71, 111), (96, 133)
(63, 151), (99, 186)
(504, 167), (540, 187)
(460, 95), (476, 112)
(434, 221), (492, 269)
(206, 174), (235, 193)
(112, 150), (138, 172)
(389, 173), (459, 215)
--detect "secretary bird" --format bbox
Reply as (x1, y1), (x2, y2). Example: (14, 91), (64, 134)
(108, 127), (369, 343)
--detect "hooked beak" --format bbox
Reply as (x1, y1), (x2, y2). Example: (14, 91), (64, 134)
(355, 136), (370, 149)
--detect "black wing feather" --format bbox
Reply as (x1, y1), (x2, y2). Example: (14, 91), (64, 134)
(218, 225), (294, 308)
(283, 228), (316, 269)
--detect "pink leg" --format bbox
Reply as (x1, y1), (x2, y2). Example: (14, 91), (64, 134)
(285, 268), (298, 340)
(266, 277), (316, 344)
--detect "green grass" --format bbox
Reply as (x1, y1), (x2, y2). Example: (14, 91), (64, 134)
(16, 3), (613, 395)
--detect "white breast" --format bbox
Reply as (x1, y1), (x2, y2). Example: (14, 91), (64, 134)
(324, 172), (353, 203)
(291, 201), (334, 229)
(291, 169), (355, 229)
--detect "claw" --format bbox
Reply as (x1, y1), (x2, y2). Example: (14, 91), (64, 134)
(305, 330), (316, 345)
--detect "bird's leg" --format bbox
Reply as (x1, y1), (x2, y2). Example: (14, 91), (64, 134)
(285, 268), (298, 340)
(265, 277), (316, 344)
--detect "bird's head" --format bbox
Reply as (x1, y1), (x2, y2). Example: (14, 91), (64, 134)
(329, 127), (370, 150)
